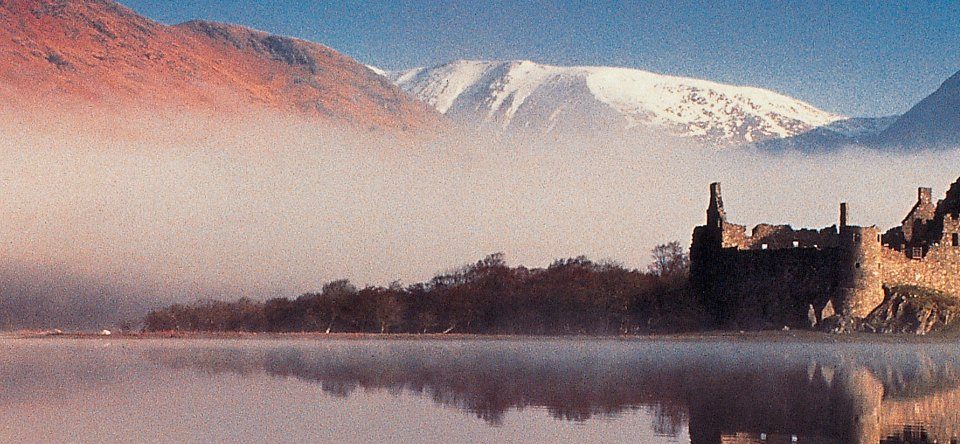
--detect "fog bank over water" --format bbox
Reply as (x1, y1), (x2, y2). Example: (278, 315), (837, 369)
(1, 107), (959, 328)
(2, 338), (959, 442)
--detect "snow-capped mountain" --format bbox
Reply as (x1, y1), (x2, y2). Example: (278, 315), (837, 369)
(388, 60), (844, 145)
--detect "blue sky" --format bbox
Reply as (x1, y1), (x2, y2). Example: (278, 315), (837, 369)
(121, 0), (960, 117)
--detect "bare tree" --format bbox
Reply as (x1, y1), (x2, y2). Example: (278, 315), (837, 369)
(648, 242), (690, 279)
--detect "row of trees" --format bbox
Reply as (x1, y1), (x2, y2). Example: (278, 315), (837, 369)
(144, 242), (706, 335)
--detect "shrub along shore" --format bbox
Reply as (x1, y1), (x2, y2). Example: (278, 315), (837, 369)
(144, 243), (707, 335)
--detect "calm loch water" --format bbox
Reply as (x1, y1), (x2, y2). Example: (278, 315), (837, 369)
(0, 338), (958, 443)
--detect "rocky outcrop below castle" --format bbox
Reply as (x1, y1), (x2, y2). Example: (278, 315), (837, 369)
(865, 286), (960, 335)
(822, 285), (960, 335)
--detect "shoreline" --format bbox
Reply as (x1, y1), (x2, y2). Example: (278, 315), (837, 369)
(3, 330), (957, 343)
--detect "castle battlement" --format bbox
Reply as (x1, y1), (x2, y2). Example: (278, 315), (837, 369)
(691, 179), (960, 328)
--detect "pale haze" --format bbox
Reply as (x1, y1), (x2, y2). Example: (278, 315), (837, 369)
(1, 106), (958, 327)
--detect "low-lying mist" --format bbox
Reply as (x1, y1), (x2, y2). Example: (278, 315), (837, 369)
(2, 106), (959, 328)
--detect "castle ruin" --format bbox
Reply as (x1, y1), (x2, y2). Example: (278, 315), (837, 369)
(690, 178), (960, 328)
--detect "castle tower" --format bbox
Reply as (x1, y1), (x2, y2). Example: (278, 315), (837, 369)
(693, 182), (727, 257)
(836, 213), (884, 318)
(691, 183), (728, 320)
(707, 182), (726, 228)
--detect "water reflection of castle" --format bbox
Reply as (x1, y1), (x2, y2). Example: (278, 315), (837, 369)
(149, 341), (960, 444)
(701, 361), (960, 444)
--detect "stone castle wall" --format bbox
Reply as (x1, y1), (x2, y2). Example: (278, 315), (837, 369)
(691, 180), (960, 328)
(692, 244), (846, 327)
(879, 244), (960, 296)
(718, 222), (839, 250)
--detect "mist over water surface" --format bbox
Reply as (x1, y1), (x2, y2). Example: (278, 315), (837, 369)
(0, 338), (957, 443)
(2, 107), (960, 327)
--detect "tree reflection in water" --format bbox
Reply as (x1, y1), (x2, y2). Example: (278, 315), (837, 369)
(146, 340), (960, 444)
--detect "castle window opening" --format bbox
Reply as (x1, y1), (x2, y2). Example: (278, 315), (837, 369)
(911, 247), (923, 260)
(953, 233), (959, 247)
(855, 262), (861, 269)
(761, 244), (768, 250)
(792, 241), (799, 248)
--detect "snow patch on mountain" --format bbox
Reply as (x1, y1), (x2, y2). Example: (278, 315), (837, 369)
(365, 65), (388, 77)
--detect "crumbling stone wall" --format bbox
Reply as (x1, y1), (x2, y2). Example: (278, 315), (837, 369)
(901, 187), (936, 245)
(716, 222), (840, 250)
(718, 222), (750, 249)
(714, 220), (840, 251)
(940, 214), (960, 247)
(689, 182), (867, 327)
(888, 182), (960, 253)
(880, 245), (960, 296)
(690, 180), (960, 329)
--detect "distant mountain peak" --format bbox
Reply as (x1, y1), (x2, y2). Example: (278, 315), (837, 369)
(877, 70), (960, 149)
(754, 70), (960, 152)
(387, 59), (844, 145)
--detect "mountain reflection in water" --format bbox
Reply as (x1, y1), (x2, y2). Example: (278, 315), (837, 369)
(144, 339), (960, 444)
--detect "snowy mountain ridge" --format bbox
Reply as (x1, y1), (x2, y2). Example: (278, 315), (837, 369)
(387, 60), (845, 145)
